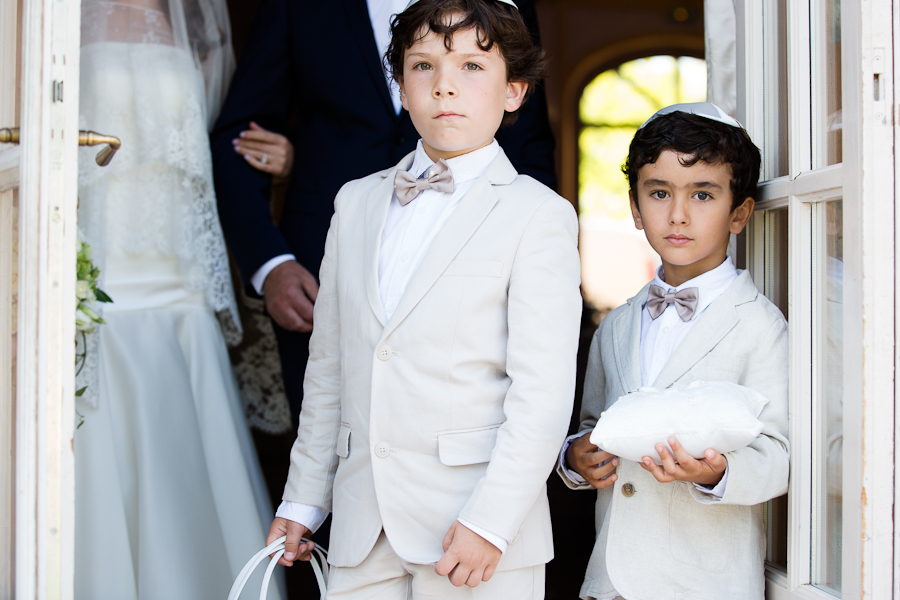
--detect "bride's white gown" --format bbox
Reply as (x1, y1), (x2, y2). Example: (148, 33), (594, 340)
(74, 41), (283, 600)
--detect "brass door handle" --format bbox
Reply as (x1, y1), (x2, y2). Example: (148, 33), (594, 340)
(0, 127), (19, 144)
(78, 130), (121, 166)
(0, 127), (121, 166)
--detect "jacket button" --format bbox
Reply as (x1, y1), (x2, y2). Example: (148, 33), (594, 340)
(375, 443), (390, 458)
(377, 346), (391, 361)
(622, 483), (635, 497)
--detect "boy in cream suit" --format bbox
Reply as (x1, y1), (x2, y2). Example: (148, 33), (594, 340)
(266, 0), (582, 598)
(558, 104), (789, 600)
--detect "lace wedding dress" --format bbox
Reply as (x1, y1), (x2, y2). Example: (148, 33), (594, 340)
(73, 4), (283, 598)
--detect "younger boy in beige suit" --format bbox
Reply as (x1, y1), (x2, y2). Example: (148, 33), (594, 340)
(267, 1), (582, 598)
(559, 103), (789, 600)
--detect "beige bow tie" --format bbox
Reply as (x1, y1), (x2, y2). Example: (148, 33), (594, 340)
(393, 159), (455, 205)
(647, 284), (699, 322)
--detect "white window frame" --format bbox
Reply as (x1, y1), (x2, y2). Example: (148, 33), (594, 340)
(736, 0), (896, 599)
(1, 0), (82, 597)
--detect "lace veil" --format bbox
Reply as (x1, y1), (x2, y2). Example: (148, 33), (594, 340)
(77, 0), (241, 404)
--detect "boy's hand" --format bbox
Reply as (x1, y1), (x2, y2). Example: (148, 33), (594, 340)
(435, 521), (502, 588)
(566, 432), (618, 489)
(639, 437), (727, 486)
(267, 517), (316, 567)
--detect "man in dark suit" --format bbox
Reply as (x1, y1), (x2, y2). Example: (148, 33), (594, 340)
(211, 0), (556, 426)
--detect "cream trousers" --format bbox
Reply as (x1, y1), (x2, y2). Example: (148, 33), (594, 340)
(325, 530), (545, 600)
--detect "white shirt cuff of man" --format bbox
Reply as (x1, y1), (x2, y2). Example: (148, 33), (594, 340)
(275, 502), (508, 553)
(559, 433), (727, 498)
(275, 500), (329, 533)
(251, 253), (296, 295)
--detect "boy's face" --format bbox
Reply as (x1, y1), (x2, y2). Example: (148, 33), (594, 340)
(631, 150), (754, 287)
(398, 19), (526, 161)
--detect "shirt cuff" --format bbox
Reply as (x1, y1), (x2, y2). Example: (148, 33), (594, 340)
(457, 519), (508, 554)
(558, 432), (588, 484)
(251, 254), (296, 295)
(693, 464), (729, 498)
(275, 500), (329, 533)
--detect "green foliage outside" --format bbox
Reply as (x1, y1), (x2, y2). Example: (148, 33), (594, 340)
(579, 56), (707, 218)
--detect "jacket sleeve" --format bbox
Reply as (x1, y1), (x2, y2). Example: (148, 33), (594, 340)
(555, 328), (606, 490)
(458, 196), (582, 543)
(210, 0), (296, 288)
(281, 190), (344, 509)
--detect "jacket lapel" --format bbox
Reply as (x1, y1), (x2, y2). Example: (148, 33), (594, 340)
(612, 285), (647, 395)
(341, 0), (396, 118)
(378, 149), (517, 341)
(365, 154), (415, 326)
(651, 270), (758, 389)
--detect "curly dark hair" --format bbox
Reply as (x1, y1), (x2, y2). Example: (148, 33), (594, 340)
(385, 0), (547, 126)
(623, 112), (762, 212)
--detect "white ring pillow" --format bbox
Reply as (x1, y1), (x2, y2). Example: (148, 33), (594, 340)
(589, 380), (769, 464)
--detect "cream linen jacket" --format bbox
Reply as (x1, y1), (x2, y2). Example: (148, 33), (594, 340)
(283, 149), (582, 571)
(558, 272), (790, 600)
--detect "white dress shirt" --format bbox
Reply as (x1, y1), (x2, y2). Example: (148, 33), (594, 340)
(367, 0), (407, 115)
(251, 0), (406, 293)
(277, 140), (510, 553)
(379, 141), (500, 320)
(559, 257), (739, 498)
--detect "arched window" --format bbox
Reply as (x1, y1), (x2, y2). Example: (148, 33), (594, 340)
(578, 55), (706, 312)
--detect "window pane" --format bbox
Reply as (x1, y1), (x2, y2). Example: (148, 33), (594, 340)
(763, 0), (789, 178)
(811, 0), (842, 167)
(812, 200), (843, 594)
(764, 208), (789, 320)
(766, 496), (789, 571)
(763, 207), (789, 571)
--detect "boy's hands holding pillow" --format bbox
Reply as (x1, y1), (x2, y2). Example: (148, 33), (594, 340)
(638, 437), (727, 486)
(579, 380), (769, 489)
(566, 434), (619, 489)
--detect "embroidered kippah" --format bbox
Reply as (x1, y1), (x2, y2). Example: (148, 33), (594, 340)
(404, 0), (518, 9)
(638, 102), (744, 130)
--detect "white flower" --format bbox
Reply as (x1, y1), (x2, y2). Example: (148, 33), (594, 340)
(75, 308), (95, 333)
(76, 280), (91, 301)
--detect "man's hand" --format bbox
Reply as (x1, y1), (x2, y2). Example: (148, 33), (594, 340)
(639, 437), (727, 486)
(566, 432), (618, 489)
(263, 260), (319, 332)
(434, 521), (502, 588)
(267, 517), (315, 567)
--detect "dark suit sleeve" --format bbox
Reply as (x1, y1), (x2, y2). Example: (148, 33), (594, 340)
(495, 0), (558, 191)
(210, 0), (295, 288)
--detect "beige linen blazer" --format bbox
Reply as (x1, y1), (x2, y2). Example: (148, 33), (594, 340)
(283, 149), (583, 571)
(558, 272), (789, 600)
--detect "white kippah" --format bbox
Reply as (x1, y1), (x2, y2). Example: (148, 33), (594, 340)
(404, 0), (519, 9)
(638, 102), (744, 130)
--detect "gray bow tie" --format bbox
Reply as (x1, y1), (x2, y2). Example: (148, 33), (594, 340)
(393, 159), (455, 206)
(647, 284), (699, 322)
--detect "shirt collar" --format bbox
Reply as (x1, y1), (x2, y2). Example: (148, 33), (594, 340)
(408, 139), (500, 187)
(649, 256), (738, 319)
